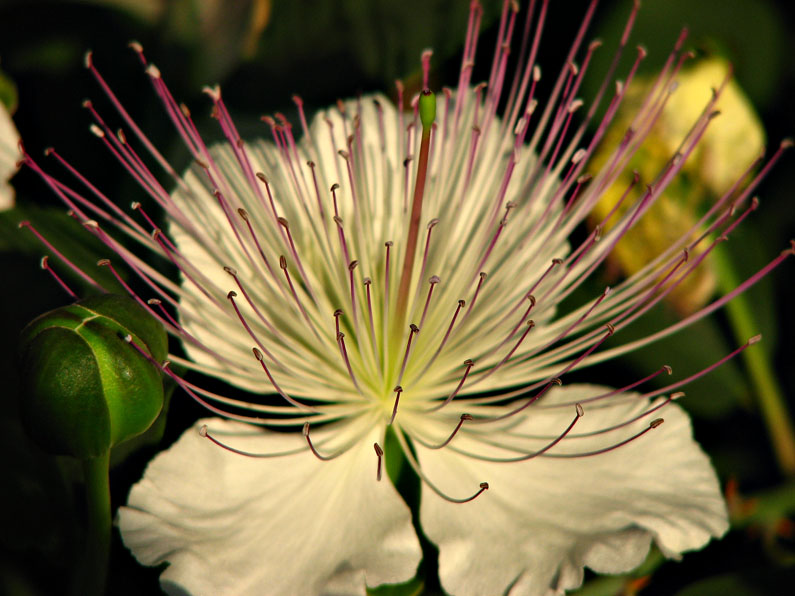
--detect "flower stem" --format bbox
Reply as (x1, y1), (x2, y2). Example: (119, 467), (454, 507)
(73, 450), (111, 596)
(713, 248), (795, 476)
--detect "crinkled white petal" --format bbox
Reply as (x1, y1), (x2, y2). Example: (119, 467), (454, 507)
(416, 385), (728, 596)
(0, 102), (20, 210)
(119, 417), (421, 595)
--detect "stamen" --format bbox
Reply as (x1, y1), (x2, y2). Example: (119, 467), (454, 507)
(147, 297), (179, 329)
(478, 201), (514, 271)
(280, 255), (323, 343)
(397, 324), (420, 385)
(419, 275), (441, 330)
(124, 340), (273, 425)
(642, 335), (763, 400)
(428, 359), (475, 412)
(418, 299), (467, 378)
(348, 260), (359, 324)
(277, 216), (318, 304)
(569, 394), (678, 438)
(252, 347), (317, 411)
(303, 422), (348, 461)
(470, 319), (536, 386)
(393, 427), (489, 504)
(39, 256), (78, 299)
(416, 219), (441, 308)
(383, 240), (393, 322)
(256, 172), (283, 226)
(455, 126), (482, 209)
(543, 418), (664, 458)
(389, 386), (402, 425)
(465, 271), (487, 317)
(305, 160), (326, 219)
(334, 308), (343, 336)
(374, 442), (384, 481)
(224, 266), (283, 339)
(18, 220), (105, 291)
(460, 404), (584, 462)
(539, 364), (674, 408)
(150, 228), (224, 309)
(199, 425), (307, 458)
(417, 413), (473, 449)
(234, 208), (281, 289)
(227, 290), (281, 366)
(363, 278), (379, 365)
(336, 332), (363, 394)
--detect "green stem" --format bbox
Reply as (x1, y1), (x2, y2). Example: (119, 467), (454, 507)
(713, 249), (795, 476)
(73, 451), (111, 596)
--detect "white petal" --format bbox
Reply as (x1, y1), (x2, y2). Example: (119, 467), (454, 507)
(0, 102), (21, 211)
(119, 418), (421, 595)
(416, 385), (727, 596)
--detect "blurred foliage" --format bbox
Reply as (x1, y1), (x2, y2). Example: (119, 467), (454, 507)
(588, 57), (765, 313)
(0, 67), (17, 112)
(0, 0), (793, 594)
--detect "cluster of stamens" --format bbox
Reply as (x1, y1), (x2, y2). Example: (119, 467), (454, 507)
(19, 0), (793, 503)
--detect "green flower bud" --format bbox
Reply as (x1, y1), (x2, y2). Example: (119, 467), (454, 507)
(18, 294), (167, 459)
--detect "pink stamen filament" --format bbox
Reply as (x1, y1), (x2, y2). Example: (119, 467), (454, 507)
(39, 256), (78, 299)
(455, 404), (584, 463)
(199, 425), (309, 458)
(542, 419), (664, 458)
(394, 426), (489, 504)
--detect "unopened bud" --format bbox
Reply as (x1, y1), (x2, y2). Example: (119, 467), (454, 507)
(18, 294), (167, 458)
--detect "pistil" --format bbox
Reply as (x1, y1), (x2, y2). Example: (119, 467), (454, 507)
(394, 89), (436, 333)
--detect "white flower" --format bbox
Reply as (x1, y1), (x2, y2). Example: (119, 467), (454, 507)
(0, 99), (21, 210)
(26, 2), (792, 595)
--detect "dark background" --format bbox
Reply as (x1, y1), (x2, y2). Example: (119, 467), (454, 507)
(1, 1), (793, 594)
